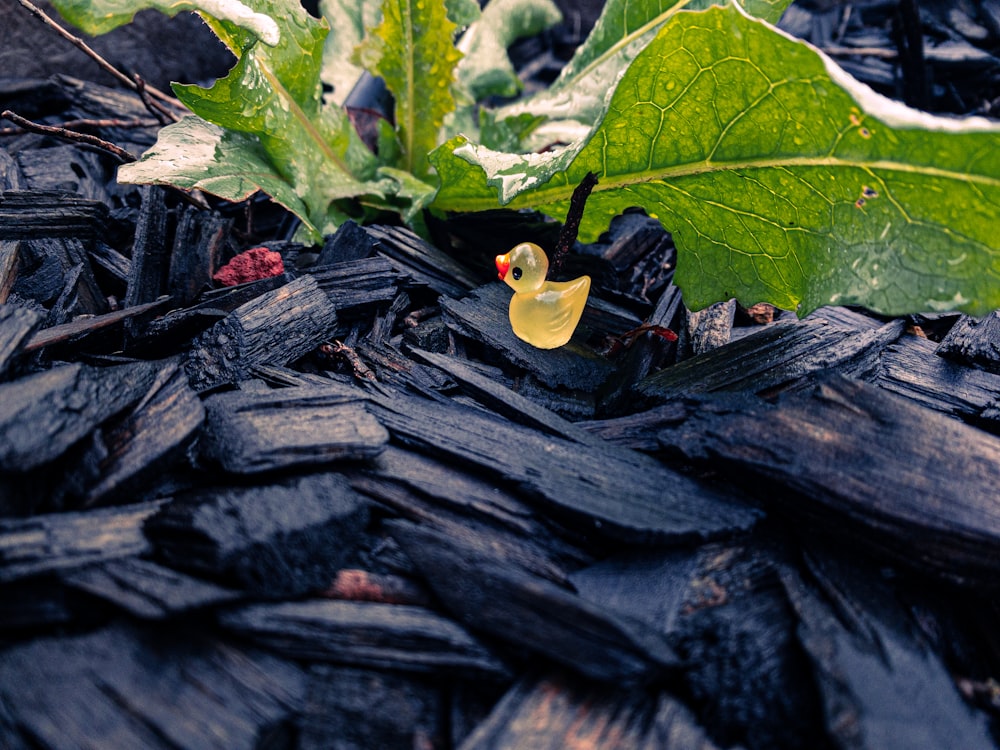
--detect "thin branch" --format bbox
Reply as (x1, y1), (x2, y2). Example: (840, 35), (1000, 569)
(550, 171), (599, 276)
(13, 0), (183, 123)
(1, 110), (136, 163)
(0, 116), (160, 137)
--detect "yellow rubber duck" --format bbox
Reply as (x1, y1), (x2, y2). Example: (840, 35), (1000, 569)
(495, 242), (591, 349)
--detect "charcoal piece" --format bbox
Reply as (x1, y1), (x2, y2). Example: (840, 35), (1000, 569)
(637, 318), (904, 402)
(657, 374), (1000, 585)
(0, 500), (162, 582)
(460, 673), (722, 750)
(0, 304), (41, 378)
(388, 520), (678, 683)
(298, 664), (448, 750)
(0, 189), (109, 239)
(368, 224), (479, 297)
(12, 237), (106, 317)
(410, 348), (605, 446)
(124, 186), (170, 341)
(168, 208), (232, 306)
(441, 284), (616, 390)
(317, 219), (377, 265)
(89, 240), (131, 291)
(145, 472), (369, 596)
(936, 311), (1000, 374)
(0, 239), (18, 303)
(307, 255), (400, 320)
(185, 274), (338, 391)
(0, 360), (162, 472)
(687, 298), (737, 354)
(369, 391), (761, 544)
(22, 297), (171, 355)
(199, 388), (387, 473)
(0, 621), (307, 750)
(877, 334), (1000, 420)
(61, 557), (242, 619)
(82, 361), (205, 504)
(218, 598), (508, 676)
(781, 556), (995, 750)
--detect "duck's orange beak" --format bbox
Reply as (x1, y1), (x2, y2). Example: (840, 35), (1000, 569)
(495, 253), (510, 281)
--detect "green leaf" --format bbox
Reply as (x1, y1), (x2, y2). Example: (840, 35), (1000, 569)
(494, 0), (793, 148)
(454, 0), (563, 101)
(50, 0), (279, 45)
(319, 0), (385, 106)
(356, 0), (464, 179)
(433, 4), (1000, 317)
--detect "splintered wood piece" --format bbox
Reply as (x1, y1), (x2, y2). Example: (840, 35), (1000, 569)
(369, 391), (761, 544)
(0, 500), (163, 582)
(878, 335), (1000, 419)
(199, 388), (388, 473)
(168, 208), (232, 307)
(144, 472), (369, 596)
(636, 318), (904, 402)
(298, 665), (448, 750)
(0, 240), (19, 303)
(306, 255), (400, 321)
(937, 312), (1000, 374)
(367, 224), (479, 297)
(82, 360), (205, 505)
(657, 375), (1000, 585)
(0, 360), (162, 472)
(460, 674), (722, 750)
(389, 520), (678, 683)
(14, 237), (107, 318)
(0, 304), (41, 377)
(22, 297), (170, 353)
(0, 189), (109, 238)
(218, 599), (509, 676)
(781, 556), (995, 749)
(61, 556), (242, 619)
(185, 274), (338, 391)
(441, 284), (616, 390)
(686, 298), (737, 355)
(316, 219), (376, 265)
(124, 186), (170, 314)
(0, 621), (307, 750)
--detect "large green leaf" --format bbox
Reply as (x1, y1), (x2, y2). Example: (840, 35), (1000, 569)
(319, 0), (385, 106)
(432, 4), (1000, 317)
(493, 0), (793, 144)
(356, 0), (466, 179)
(50, 0), (279, 44)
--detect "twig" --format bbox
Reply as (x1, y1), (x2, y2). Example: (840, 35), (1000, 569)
(550, 171), (598, 276)
(13, 0), (183, 123)
(1, 110), (136, 163)
(0, 116), (160, 137)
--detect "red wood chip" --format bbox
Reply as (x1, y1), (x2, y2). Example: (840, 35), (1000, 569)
(213, 246), (285, 286)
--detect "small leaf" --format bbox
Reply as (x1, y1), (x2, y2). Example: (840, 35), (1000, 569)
(50, 0), (279, 44)
(433, 4), (1000, 317)
(357, 0), (464, 179)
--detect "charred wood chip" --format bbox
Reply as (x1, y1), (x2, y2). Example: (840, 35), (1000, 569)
(460, 672), (723, 750)
(0, 189), (109, 239)
(0, 359), (162, 473)
(0, 621), (307, 749)
(657, 374), (1000, 585)
(686, 298), (737, 355)
(61, 556), (242, 619)
(781, 555), (995, 749)
(218, 598), (509, 677)
(0, 304), (41, 378)
(185, 274), (338, 391)
(306, 255), (400, 321)
(0, 500), (162, 583)
(199, 388), (387, 473)
(168, 208), (232, 307)
(369, 391), (760, 544)
(144, 472), (369, 597)
(317, 219), (377, 265)
(388, 520), (679, 684)
(936, 311), (1000, 374)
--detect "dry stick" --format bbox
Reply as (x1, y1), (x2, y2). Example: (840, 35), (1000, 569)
(549, 171), (599, 277)
(13, 0), (182, 124)
(0, 117), (160, 137)
(1, 110), (137, 163)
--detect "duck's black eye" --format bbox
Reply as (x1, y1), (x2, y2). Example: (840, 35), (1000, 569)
(512, 267), (522, 280)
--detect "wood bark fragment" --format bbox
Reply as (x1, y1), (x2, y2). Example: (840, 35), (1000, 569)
(199, 387), (388, 473)
(687, 298), (737, 354)
(0, 303), (41, 378)
(145, 472), (369, 596)
(0, 500), (162, 582)
(306, 255), (400, 321)
(185, 274), (338, 391)
(937, 311), (1000, 374)
(0, 239), (19, 303)
(167, 208), (232, 307)
(0, 189), (109, 238)
(218, 599), (509, 676)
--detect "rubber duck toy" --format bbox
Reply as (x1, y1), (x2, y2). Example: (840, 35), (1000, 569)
(495, 242), (591, 349)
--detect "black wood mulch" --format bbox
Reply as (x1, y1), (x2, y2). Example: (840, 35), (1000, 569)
(2, 1), (1000, 748)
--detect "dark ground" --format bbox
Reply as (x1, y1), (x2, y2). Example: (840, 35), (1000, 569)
(2, 1), (1000, 748)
